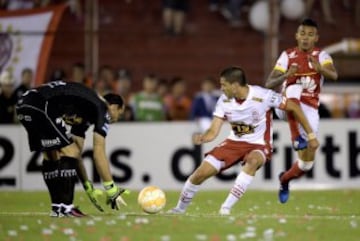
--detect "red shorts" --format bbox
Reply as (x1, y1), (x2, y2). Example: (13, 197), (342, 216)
(205, 139), (272, 171)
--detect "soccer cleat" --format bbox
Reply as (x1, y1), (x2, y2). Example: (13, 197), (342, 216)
(50, 205), (65, 218)
(166, 207), (185, 214)
(64, 206), (87, 217)
(278, 172), (290, 204)
(292, 135), (307, 151)
(219, 207), (231, 216)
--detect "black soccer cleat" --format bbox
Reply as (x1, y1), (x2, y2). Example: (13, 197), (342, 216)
(64, 206), (87, 217)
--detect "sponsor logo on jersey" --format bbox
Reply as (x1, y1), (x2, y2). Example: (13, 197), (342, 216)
(17, 114), (32, 122)
(252, 110), (260, 122)
(41, 137), (61, 147)
(252, 97), (263, 102)
(296, 76), (317, 92)
(230, 121), (257, 137)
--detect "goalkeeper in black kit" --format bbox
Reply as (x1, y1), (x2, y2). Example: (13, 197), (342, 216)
(16, 81), (128, 217)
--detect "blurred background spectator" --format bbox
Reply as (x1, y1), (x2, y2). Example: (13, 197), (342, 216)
(164, 77), (192, 121)
(129, 74), (166, 121)
(162, 0), (189, 35)
(304, 0), (335, 25)
(157, 78), (169, 100)
(116, 68), (135, 122)
(49, 68), (66, 82)
(94, 65), (116, 96)
(70, 62), (92, 88)
(209, 0), (248, 28)
(0, 70), (16, 124)
(13, 68), (33, 101)
(190, 77), (221, 131)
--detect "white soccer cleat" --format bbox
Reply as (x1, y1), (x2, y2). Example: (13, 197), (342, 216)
(167, 207), (185, 214)
(219, 206), (231, 216)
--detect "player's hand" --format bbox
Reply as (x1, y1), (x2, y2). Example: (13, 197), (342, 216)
(286, 63), (298, 77)
(308, 55), (322, 73)
(104, 181), (130, 210)
(83, 181), (105, 212)
(192, 133), (204, 145)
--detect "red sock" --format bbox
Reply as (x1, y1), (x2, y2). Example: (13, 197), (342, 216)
(287, 98), (301, 142)
(280, 161), (305, 183)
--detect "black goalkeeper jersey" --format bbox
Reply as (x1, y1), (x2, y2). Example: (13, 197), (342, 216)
(35, 81), (110, 137)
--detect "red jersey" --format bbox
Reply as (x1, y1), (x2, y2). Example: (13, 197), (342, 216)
(274, 47), (334, 109)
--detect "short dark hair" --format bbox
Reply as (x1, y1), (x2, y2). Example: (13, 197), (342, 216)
(220, 66), (247, 86)
(103, 93), (124, 107)
(300, 18), (318, 29)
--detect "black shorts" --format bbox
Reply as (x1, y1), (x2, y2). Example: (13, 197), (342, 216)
(16, 91), (73, 152)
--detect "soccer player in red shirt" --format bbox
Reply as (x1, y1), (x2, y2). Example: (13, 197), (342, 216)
(266, 18), (338, 203)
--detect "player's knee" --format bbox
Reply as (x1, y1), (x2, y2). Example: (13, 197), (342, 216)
(297, 160), (314, 171)
(245, 151), (265, 170)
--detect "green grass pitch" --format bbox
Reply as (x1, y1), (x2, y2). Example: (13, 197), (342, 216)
(1, 190), (360, 241)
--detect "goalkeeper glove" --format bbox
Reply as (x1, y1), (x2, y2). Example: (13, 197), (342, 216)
(103, 181), (130, 210)
(83, 181), (104, 212)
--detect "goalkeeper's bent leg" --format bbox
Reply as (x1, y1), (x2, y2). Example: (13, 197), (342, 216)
(42, 159), (62, 204)
(57, 156), (78, 205)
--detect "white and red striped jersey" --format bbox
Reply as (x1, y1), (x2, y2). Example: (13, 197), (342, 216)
(213, 85), (287, 145)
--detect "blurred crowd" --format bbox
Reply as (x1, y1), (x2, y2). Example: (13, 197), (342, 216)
(0, 66), (224, 131)
(1, 65), (360, 127)
(1, 1), (360, 125)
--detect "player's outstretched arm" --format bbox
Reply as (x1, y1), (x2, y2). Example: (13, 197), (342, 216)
(93, 132), (128, 210)
(285, 99), (319, 150)
(71, 135), (105, 212)
(193, 117), (224, 145)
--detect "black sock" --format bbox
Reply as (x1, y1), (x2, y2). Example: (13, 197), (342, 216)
(42, 159), (62, 204)
(57, 156), (78, 205)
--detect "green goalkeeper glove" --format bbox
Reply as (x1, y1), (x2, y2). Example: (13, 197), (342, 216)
(103, 181), (130, 210)
(83, 181), (104, 212)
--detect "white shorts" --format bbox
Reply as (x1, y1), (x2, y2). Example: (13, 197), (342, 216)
(275, 103), (319, 140)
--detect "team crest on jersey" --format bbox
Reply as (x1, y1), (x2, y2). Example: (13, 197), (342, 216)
(230, 121), (256, 137)
(252, 110), (261, 122)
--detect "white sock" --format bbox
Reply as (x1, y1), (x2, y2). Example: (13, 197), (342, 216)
(221, 172), (254, 210)
(175, 179), (200, 211)
(61, 203), (74, 213)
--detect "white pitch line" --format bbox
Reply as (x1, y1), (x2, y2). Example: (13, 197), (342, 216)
(0, 211), (359, 220)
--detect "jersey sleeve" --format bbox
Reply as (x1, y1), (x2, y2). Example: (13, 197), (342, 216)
(319, 50), (334, 66)
(265, 89), (287, 110)
(71, 123), (90, 138)
(213, 95), (226, 119)
(93, 103), (111, 137)
(273, 51), (289, 73)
